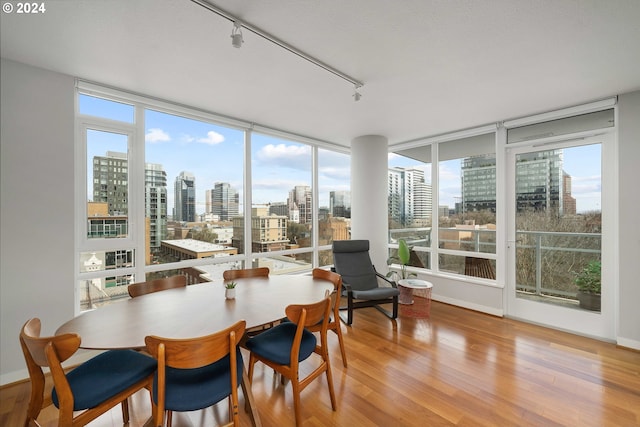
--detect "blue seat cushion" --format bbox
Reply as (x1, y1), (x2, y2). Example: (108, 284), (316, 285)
(52, 349), (157, 411)
(245, 322), (316, 366)
(153, 347), (243, 412)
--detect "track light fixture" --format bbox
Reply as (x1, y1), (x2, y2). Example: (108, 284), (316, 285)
(353, 85), (362, 102)
(192, 0), (364, 94)
(231, 21), (243, 48)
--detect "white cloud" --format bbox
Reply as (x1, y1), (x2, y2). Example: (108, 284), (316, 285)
(256, 144), (311, 170)
(197, 131), (225, 145)
(145, 128), (170, 143)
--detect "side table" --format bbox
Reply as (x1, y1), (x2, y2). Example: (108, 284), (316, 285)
(397, 279), (433, 318)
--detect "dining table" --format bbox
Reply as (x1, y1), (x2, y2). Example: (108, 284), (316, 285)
(56, 274), (335, 427)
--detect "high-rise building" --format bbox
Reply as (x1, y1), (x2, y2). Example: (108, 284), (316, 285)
(461, 150), (569, 215)
(174, 171), (196, 222)
(388, 167), (432, 226)
(515, 150), (563, 213)
(288, 185), (312, 224)
(145, 163), (167, 249)
(330, 191), (351, 218)
(210, 182), (239, 221)
(92, 151), (128, 215)
(461, 155), (497, 213)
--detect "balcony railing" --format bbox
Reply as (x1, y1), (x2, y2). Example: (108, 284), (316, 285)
(389, 227), (601, 300)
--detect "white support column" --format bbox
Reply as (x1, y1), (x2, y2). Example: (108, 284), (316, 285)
(350, 135), (389, 272)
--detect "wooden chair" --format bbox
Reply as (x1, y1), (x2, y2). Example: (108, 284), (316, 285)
(310, 268), (347, 368)
(19, 318), (156, 427)
(246, 296), (337, 426)
(144, 320), (246, 427)
(222, 267), (269, 281)
(128, 275), (187, 298)
(223, 267), (274, 334)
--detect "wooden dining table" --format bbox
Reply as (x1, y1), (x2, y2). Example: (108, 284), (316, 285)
(56, 274), (335, 427)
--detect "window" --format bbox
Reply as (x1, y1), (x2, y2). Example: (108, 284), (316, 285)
(388, 150), (432, 270)
(318, 148), (351, 266)
(389, 131), (497, 280)
(75, 86), (347, 311)
(251, 133), (312, 272)
(438, 133), (496, 278)
(144, 109), (244, 269)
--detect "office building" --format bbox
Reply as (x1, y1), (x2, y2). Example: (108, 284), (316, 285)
(174, 171), (196, 222)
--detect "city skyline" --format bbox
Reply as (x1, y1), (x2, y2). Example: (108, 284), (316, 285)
(82, 94), (601, 215)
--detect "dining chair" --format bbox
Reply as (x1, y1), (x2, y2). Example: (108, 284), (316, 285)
(19, 318), (157, 427)
(128, 275), (187, 298)
(144, 320), (247, 427)
(310, 268), (348, 368)
(223, 267), (275, 335)
(222, 267), (270, 280)
(245, 296), (337, 427)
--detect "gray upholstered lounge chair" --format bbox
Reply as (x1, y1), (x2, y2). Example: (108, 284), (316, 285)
(332, 240), (399, 325)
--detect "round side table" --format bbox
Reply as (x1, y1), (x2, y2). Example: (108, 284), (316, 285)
(397, 279), (433, 318)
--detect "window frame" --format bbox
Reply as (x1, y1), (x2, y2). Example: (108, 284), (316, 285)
(74, 82), (348, 313)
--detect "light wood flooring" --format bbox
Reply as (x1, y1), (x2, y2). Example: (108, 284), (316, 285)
(2, 300), (639, 426)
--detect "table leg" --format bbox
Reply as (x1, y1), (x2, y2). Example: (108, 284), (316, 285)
(241, 368), (263, 427)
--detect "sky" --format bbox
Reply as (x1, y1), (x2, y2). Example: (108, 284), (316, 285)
(81, 95), (350, 215)
(81, 94), (602, 216)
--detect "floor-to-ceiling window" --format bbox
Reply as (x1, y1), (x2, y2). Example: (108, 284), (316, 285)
(75, 83), (349, 312)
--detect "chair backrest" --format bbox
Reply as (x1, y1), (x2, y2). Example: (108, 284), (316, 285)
(284, 297), (331, 368)
(312, 268), (342, 318)
(145, 320), (246, 370)
(223, 267), (270, 280)
(145, 320), (246, 427)
(128, 275), (187, 298)
(20, 318), (82, 425)
(332, 240), (378, 291)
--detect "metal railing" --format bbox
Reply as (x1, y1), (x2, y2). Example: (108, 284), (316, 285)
(389, 227), (601, 299)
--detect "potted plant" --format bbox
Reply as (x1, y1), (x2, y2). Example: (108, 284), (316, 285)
(224, 281), (237, 300)
(386, 239), (417, 282)
(574, 260), (601, 311)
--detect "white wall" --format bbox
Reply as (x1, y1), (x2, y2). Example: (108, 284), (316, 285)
(1, 60), (638, 384)
(617, 90), (640, 349)
(1, 59), (76, 384)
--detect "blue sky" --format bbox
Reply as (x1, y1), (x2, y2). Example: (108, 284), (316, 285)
(82, 94), (601, 215)
(81, 95), (350, 214)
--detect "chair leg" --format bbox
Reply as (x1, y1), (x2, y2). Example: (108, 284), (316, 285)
(121, 399), (130, 424)
(392, 295), (398, 319)
(324, 355), (337, 411)
(333, 327), (348, 368)
(291, 378), (303, 427)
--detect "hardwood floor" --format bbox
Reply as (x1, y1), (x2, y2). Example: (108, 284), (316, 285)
(2, 300), (639, 426)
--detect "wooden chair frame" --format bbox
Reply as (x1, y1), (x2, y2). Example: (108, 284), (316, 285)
(223, 267), (275, 335)
(247, 297), (337, 426)
(128, 275), (187, 298)
(310, 268), (347, 368)
(145, 320), (246, 427)
(19, 318), (153, 427)
(222, 267), (270, 281)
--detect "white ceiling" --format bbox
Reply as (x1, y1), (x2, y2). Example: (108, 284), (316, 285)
(2, 0), (639, 148)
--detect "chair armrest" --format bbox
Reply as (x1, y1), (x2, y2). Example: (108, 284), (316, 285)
(375, 272), (397, 288)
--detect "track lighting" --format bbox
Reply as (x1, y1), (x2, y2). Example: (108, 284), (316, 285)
(192, 0), (364, 95)
(353, 86), (362, 102)
(231, 21), (243, 48)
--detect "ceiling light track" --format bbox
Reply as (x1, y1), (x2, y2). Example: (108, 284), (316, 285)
(190, 0), (364, 90)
